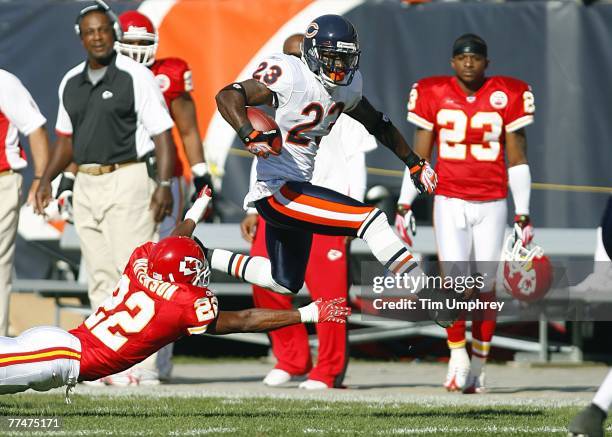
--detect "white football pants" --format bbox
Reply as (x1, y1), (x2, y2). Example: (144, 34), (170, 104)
(433, 195), (507, 291)
(0, 326), (81, 395)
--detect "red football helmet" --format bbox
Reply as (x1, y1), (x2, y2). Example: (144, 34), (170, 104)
(116, 11), (158, 66)
(148, 236), (210, 287)
(501, 226), (553, 302)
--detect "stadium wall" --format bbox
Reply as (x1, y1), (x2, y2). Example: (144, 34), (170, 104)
(1, 0), (610, 228)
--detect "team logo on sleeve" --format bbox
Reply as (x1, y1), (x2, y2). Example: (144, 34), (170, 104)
(490, 91), (508, 109)
(155, 74), (171, 93)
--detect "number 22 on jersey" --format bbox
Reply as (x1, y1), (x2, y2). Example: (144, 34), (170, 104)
(83, 276), (155, 351)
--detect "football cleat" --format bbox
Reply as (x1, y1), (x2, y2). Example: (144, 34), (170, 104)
(462, 370), (486, 394)
(567, 403), (606, 437)
(444, 352), (470, 392)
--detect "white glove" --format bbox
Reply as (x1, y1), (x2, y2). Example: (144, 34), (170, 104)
(184, 185), (212, 223)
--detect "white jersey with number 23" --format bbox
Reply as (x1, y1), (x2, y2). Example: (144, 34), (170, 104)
(244, 53), (362, 208)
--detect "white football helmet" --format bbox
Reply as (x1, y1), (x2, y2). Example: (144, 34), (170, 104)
(501, 225), (553, 302)
(116, 11), (158, 67)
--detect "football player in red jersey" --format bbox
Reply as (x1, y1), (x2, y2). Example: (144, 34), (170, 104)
(116, 10), (212, 220)
(0, 188), (350, 400)
(396, 34), (535, 394)
(114, 10), (213, 382)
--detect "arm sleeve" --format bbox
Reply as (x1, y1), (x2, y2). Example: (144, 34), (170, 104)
(398, 167), (419, 205)
(505, 81), (535, 133)
(251, 54), (294, 108)
(508, 163), (531, 215)
(134, 65), (174, 136)
(406, 81), (435, 131)
(0, 72), (46, 135)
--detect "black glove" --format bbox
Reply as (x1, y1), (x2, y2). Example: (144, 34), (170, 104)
(191, 173), (213, 204)
(56, 172), (75, 223)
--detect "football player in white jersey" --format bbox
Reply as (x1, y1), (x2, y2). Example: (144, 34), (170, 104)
(213, 15), (437, 299)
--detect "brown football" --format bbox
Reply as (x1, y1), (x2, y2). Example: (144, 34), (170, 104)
(246, 107), (282, 155)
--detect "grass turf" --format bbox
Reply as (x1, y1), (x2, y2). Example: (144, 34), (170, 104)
(0, 393), (583, 436)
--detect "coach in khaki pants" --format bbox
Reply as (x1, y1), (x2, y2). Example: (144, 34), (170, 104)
(0, 69), (49, 336)
(36, 8), (174, 329)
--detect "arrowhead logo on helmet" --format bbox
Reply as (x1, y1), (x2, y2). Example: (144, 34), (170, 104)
(501, 228), (553, 303)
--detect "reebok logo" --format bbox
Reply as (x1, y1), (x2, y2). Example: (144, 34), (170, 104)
(102, 90), (114, 100)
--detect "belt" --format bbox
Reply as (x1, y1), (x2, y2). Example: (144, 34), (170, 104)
(77, 161), (139, 176)
(0, 169), (14, 177)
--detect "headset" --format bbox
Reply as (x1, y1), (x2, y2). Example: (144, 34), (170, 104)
(74, 0), (122, 41)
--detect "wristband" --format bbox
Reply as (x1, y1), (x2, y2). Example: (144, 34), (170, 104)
(237, 122), (255, 140)
(298, 302), (318, 323)
(159, 179), (172, 187)
(191, 162), (209, 177)
(403, 151), (421, 169)
(32, 176), (42, 180)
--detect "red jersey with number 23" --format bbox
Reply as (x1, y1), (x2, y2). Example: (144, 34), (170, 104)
(70, 242), (218, 381)
(407, 76), (535, 201)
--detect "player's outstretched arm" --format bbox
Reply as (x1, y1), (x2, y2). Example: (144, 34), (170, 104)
(346, 97), (437, 194)
(170, 186), (213, 238)
(208, 298), (351, 335)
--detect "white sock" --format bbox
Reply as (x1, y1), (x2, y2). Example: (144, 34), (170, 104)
(471, 339), (490, 376)
(450, 346), (470, 366)
(593, 369), (612, 413)
(210, 249), (294, 295)
(357, 209), (416, 275)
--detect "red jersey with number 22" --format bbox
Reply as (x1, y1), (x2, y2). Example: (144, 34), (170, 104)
(407, 76), (534, 201)
(70, 242), (218, 381)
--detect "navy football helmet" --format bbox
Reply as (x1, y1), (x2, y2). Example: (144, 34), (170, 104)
(303, 15), (360, 87)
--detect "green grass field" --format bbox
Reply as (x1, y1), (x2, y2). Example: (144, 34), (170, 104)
(0, 394), (585, 436)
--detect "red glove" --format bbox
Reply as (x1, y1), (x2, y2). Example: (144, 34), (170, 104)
(315, 298), (352, 323)
(394, 204), (416, 246)
(514, 214), (534, 246)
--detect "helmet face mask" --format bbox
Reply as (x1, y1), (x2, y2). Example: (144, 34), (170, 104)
(116, 11), (158, 66)
(303, 15), (360, 87)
